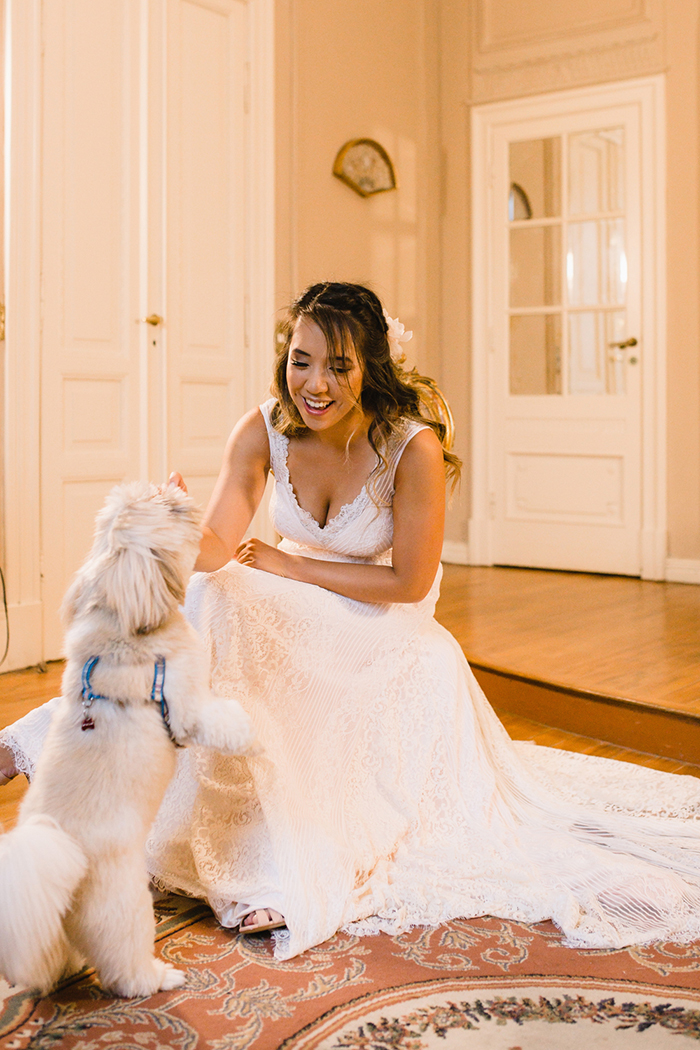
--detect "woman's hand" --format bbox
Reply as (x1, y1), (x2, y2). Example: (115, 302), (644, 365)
(168, 471), (188, 494)
(0, 741), (18, 786)
(235, 538), (293, 578)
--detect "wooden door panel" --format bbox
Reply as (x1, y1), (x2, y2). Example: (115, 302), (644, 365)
(471, 81), (664, 577)
(41, 0), (140, 656)
(165, 0), (248, 510)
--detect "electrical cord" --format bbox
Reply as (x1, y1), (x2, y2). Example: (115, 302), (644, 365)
(0, 566), (9, 666)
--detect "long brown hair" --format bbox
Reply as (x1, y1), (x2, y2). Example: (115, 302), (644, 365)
(271, 282), (461, 489)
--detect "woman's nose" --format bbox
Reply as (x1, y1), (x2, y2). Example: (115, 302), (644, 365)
(306, 368), (329, 393)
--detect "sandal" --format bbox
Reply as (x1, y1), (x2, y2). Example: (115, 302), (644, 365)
(237, 907), (286, 934)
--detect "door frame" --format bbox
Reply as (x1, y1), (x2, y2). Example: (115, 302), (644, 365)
(2, 0), (275, 670)
(470, 75), (666, 579)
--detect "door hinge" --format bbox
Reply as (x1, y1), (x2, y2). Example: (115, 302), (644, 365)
(0, 302), (6, 341)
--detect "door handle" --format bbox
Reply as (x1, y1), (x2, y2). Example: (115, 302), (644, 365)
(608, 337), (637, 349)
(138, 314), (164, 326)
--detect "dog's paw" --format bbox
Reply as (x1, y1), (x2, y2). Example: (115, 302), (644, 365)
(188, 699), (255, 754)
(157, 962), (186, 991)
(105, 960), (186, 997)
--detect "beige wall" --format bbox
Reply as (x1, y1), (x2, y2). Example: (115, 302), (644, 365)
(277, 0), (700, 563)
(275, 0), (441, 376)
(665, 0), (700, 558)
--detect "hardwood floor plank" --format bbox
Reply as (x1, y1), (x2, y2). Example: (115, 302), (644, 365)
(437, 565), (700, 716)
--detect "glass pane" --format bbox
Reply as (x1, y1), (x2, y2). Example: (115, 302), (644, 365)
(568, 127), (624, 215)
(510, 226), (561, 308)
(567, 219), (626, 307)
(568, 310), (626, 395)
(509, 138), (561, 219)
(510, 313), (562, 395)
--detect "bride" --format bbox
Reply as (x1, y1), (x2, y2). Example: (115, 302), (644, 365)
(4, 280), (700, 960)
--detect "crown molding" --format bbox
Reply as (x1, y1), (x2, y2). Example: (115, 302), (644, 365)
(471, 0), (664, 103)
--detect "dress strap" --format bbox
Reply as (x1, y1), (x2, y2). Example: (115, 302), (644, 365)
(258, 399), (288, 478)
(371, 419), (430, 502)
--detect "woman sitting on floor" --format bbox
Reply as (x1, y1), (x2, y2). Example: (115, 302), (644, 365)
(4, 281), (700, 958)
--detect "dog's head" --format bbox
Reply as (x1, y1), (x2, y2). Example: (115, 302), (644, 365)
(62, 481), (202, 635)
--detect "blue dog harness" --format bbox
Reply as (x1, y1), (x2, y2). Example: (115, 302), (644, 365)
(80, 655), (181, 746)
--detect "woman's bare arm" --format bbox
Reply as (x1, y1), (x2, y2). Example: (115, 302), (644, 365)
(188, 408), (270, 572)
(236, 428), (445, 603)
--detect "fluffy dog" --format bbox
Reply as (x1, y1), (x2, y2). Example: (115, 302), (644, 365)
(0, 482), (253, 996)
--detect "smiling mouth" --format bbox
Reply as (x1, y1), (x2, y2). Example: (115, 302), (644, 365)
(303, 397), (334, 412)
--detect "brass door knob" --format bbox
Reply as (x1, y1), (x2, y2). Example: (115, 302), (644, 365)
(608, 337), (637, 349)
(139, 314), (164, 326)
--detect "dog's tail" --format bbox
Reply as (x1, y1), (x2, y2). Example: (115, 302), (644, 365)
(0, 814), (87, 993)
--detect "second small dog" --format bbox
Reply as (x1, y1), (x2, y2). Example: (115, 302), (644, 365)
(0, 481), (254, 996)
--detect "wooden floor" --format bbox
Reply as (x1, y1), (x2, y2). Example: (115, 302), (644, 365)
(0, 661), (64, 830)
(437, 564), (700, 714)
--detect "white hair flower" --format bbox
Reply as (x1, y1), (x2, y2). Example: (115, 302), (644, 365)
(383, 308), (413, 364)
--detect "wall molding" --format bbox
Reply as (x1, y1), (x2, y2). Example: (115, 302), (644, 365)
(665, 559), (700, 585)
(4, 603), (43, 672)
(441, 540), (470, 565)
(471, 0), (664, 103)
(477, 1), (649, 55)
(2, 0), (43, 670)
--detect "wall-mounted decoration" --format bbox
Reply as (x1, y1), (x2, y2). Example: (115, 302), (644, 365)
(333, 139), (396, 197)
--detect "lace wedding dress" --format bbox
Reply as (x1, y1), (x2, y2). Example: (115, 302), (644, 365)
(6, 398), (700, 960)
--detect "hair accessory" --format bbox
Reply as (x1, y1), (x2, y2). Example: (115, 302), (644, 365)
(382, 308), (412, 364)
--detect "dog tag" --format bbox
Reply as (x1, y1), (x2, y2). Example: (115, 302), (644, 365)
(81, 716), (95, 731)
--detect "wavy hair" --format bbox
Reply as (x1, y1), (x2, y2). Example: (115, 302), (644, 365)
(271, 282), (461, 490)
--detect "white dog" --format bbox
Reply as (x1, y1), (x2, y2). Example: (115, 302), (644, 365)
(0, 482), (253, 996)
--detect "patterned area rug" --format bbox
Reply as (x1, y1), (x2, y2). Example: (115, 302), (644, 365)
(2, 895), (700, 1048)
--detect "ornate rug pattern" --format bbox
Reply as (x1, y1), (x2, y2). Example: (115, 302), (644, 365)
(2, 896), (700, 1048)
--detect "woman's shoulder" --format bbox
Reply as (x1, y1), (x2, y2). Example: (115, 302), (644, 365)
(397, 415), (430, 438)
(385, 416), (432, 458)
(222, 405), (271, 466)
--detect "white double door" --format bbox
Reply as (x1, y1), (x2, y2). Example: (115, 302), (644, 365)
(471, 78), (665, 578)
(39, 0), (272, 658)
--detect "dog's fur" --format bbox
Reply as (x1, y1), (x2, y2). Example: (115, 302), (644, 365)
(0, 482), (253, 996)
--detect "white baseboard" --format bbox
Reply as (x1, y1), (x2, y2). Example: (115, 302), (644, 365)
(665, 558), (700, 584)
(2, 601), (43, 672)
(442, 540), (470, 565)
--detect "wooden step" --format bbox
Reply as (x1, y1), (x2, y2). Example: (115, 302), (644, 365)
(436, 563), (700, 763)
(472, 661), (700, 764)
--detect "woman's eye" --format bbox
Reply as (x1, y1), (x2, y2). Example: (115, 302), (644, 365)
(290, 359), (307, 368)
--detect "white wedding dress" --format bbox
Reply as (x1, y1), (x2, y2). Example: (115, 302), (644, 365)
(6, 398), (700, 960)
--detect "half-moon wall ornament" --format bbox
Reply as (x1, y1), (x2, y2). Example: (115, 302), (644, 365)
(333, 139), (396, 198)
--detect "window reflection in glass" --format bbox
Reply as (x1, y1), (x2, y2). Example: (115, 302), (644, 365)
(510, 226), (561, 308)
(568, 310), (626, 395)
(509, 137), (561, 219)
(567, 219), (626, 307)
(510, 314), (562, 395)
(569, 128), (624, 215)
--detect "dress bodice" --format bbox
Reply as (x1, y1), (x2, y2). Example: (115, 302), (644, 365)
(259, 399), (428, 563)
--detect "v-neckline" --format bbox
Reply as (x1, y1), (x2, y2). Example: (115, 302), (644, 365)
(279, 432), (377, 532)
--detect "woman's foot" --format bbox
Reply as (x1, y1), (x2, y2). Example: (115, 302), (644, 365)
(0, 742), (18, 786)
(239, 908), (286, 934)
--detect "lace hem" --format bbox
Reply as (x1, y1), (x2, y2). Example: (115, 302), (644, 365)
(0, 730), (36, 780)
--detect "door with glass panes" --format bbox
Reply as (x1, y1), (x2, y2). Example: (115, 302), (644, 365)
(471, 81), (665, 577)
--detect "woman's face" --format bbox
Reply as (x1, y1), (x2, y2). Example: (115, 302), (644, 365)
(286, 318), (365, 433)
